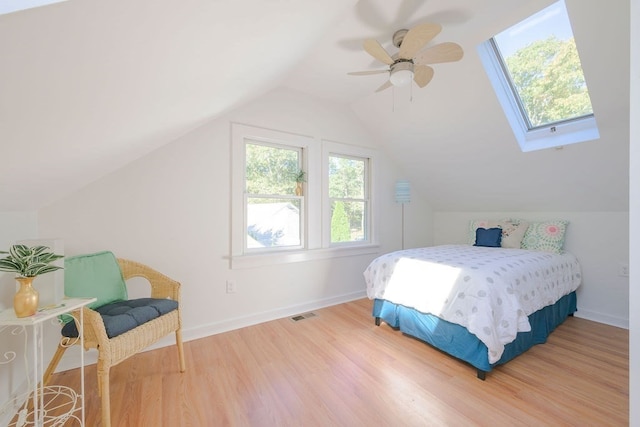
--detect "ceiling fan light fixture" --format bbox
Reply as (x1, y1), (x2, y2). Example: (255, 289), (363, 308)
(389, 62), (414, 87)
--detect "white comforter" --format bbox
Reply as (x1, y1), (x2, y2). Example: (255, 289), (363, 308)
(364, 245), (582, 363)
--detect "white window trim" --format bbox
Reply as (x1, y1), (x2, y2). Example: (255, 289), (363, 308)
(231, 124), (319, 260)
(230, 244), (380, 270)
(477, 40), (600, 152)
(230, 124), (379, 269)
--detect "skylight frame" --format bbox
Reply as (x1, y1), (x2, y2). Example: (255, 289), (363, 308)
(0, 0), (68, 15)
(489, 37), (536, 130)
(477, 0), (600, 152)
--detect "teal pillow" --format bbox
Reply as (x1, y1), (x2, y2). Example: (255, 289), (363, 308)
(64, 251), (128, 312)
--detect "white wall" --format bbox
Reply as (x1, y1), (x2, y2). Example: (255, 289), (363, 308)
(0, 212), (39, 423)
(433, 211), (629, 328)
(0, 212), (38, 260)
(629, 0), (638, 423)
(37, 88), (434, 368)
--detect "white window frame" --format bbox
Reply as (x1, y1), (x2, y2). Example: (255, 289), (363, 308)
(1, 0), (68, 15)
(476, 2), (600, 152)
(231, 124), (378, 269)
(322, 141), (374, 248)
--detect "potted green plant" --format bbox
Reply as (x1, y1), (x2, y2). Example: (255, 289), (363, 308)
(294, 169), (306, 196)
(0, 244), (63, 317)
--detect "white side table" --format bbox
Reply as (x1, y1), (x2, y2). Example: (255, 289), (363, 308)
(0, 297), (96, 426)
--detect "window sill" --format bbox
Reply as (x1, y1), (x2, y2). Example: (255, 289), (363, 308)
(517, 116), (600, 152)
(230, 244), (381, 269)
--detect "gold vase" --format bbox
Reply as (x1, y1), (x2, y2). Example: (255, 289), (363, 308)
(14, 277), (39, 318)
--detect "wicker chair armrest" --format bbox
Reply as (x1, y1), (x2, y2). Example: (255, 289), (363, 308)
(69, 307), (111, 351)
(117, 258), (181, 301)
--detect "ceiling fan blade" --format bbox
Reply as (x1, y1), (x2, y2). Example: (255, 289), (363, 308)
(394, 0), (428, 25)
(347, 70), (389, 76)
(413, 65), (434, 88)
(414, 42), (464, 65)
(375, 80), (393, 93)
(398, 22), (442, 60)
(363, 39), (394, 65)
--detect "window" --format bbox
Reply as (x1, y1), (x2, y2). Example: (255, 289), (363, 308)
(1, 0), (68, 15)
(328, 154), (368, 244)
(231, 124), (377, 268)
(323, 140), (374, 248)
(245, 142), (303, 250)
(477, 0), (599, 151)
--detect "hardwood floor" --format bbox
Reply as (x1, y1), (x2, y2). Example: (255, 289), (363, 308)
(50, 298), (629, 426)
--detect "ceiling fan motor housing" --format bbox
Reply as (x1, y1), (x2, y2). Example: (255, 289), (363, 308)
(392, 29), (409, 48)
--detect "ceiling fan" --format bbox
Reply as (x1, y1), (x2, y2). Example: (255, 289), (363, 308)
(348, 23), (464, 92)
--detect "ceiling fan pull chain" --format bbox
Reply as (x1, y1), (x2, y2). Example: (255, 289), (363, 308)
(392, 86), (396, 113)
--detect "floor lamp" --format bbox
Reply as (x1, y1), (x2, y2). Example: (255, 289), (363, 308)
(395, 180), (411, 249)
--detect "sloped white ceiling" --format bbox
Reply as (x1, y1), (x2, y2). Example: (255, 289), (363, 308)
(0, 0), (630, 212)
(0, 0), (355, 210)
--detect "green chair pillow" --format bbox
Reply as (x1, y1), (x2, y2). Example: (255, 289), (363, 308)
(64, 251), (128, 315)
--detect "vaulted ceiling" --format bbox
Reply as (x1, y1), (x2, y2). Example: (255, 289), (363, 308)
(0, 0), (629, 212)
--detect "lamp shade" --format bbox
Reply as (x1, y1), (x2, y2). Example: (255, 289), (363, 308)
(395, 180), (411, 203)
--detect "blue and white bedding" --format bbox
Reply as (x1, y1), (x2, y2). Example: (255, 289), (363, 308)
(363, 245), (582, 363)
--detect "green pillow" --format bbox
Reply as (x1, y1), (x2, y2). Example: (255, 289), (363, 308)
(63, 251), (128, 319)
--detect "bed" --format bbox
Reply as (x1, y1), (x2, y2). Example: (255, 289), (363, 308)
(363, 243), (582, 379)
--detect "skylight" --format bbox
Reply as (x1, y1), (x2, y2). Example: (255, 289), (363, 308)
(0, 0), (68, 15)
(477, 0), (599, 152)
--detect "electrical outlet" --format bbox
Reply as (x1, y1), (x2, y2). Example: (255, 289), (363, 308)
(226, 280), (236, 293)
(618, 263), (629, 277)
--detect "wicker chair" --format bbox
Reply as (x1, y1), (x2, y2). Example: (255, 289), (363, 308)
(42, 252), (186, 427)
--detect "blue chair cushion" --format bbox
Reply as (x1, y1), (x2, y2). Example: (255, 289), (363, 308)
(61, 298), (178, 339)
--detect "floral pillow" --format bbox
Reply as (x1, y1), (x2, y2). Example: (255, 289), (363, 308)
(488, 219), (529, 249)
(521, 220), (569, 253)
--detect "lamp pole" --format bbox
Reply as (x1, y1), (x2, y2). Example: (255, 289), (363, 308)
(395, 180), (411, 250)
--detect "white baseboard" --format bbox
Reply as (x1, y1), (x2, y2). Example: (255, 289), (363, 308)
(55, 290), (368, 373)
(574, 308), (629, 329)
(181, 290), (367, 344)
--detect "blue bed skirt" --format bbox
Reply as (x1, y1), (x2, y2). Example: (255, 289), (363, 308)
(373, 291), (577, 373)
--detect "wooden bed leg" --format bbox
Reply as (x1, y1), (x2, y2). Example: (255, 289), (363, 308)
(375, 317), (381, 326)
(477, 370), (487, 381)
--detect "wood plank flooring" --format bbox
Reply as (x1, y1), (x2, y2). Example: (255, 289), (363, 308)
(50, 298), (629, 426)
